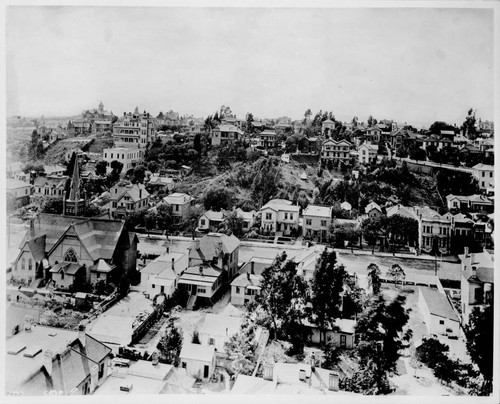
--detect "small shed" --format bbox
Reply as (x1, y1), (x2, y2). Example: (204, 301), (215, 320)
(179, 343), (216, 380)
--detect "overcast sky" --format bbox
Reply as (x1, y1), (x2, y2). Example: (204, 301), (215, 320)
(6, 6), (494, 126)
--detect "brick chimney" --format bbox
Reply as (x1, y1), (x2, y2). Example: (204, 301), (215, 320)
(328, 371), (339, 391)
(263, 362), (274, 381)
(44, 349), (54, 376)
(24, 315), (33, 332)
(78, 324), (86, 347)
(464, 246), (470, 258)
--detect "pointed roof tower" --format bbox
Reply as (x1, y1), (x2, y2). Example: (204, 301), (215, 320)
(68, 156), (81, 201)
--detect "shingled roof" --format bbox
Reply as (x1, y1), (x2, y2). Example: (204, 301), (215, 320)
(20, 214), (125, 262)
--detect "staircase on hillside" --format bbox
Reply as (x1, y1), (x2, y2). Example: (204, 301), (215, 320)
(186, 294), (197, 310)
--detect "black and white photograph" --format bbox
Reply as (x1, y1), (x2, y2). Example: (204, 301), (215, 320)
(2, 1), (498, 402)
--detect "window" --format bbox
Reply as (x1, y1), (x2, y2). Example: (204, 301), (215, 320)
(64, 249), (78, 262)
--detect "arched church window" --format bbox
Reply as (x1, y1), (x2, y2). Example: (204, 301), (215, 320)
(64, 249), (78, 262)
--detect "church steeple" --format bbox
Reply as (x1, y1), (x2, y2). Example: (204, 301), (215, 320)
(64, 155), (86, 216)
(68, 156), (81, 201)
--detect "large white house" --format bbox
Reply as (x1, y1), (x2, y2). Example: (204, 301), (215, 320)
(103, 147), (144, 172)
(302, 205), (333, 241)
(471, 163), (494, 191)
(260, 199), (300, 236)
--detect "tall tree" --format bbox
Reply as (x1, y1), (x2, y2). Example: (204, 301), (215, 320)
(367, 263), (381, 294)
(386, 264), (406, 287)
(309, 249), (346, 344)
(224, 211), (245, 237)
(157, 315), (183, 365)
(95, 160), (108, 177)
(461, 108), (478, 139)
(342, 294), (409, 394)
(203, 186), (235, 211)
(224, 320), (257, 376)
(465, 306), (494, 394)
(256, 257), (308, 345)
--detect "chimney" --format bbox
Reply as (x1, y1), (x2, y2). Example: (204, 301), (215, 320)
(152, 351), (159, 366)
(251, 261), (255, 275)
(263, 363), (274, 381)
(24, 315), (33, 332)
(78, 324), (86, 347)
(44, 349), (54, 376)
(464, 246), (470, 258)
(328, 372), (339, 391)
(171, 258), (175, 272)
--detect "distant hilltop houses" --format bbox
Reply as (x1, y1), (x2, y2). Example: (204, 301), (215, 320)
(5, 104), (495, 396)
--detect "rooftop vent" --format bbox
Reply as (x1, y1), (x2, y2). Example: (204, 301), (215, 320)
(8, 344), (26, 355)
(23, 346), (42, 358)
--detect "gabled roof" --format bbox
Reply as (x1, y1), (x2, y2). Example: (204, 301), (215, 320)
(365, 201), (382, 214)
(6, 179), (31, 190)
(27, 236), (47, 262)
(20, 214), (126, 262)
(163, 192), (193, 205)
(110, 183), (149, 202)
(49, 262), (83, 275)
(472, 163), (494, 171)
(234, 208), (256, 221)
(303, 205), (332, 218)
(194, 233), (240, 261)
(358, 142), (378, 151)
(261, 199), (300, 213)
(180, 343), (215, 362)
(91, 259), (115, 273)
(419, 288), (459, 321)
(231, 272), (262, 288)
(216, 124), (244, 135)
(202, 210), (225, 221)
(33, 176), (68, 188)
(323, 139), (352, 146)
